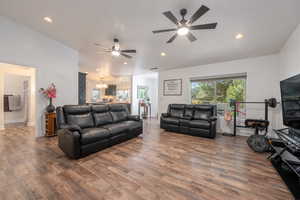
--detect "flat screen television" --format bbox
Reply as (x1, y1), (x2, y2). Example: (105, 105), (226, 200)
(280, 73), (300, 129)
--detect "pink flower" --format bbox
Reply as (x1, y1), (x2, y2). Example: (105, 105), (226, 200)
(40, 83), (57, 99)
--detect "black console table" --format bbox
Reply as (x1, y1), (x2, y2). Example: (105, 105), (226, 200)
(269, 128), (300, 199)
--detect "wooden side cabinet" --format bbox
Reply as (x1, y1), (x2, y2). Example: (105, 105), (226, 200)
(45, 112), (57, 137)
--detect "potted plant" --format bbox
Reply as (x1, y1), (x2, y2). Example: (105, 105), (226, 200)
(40, 83), (57, 113)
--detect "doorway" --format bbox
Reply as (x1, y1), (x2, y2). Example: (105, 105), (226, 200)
(0, 63), (36, 130)
(132, 73), (159, 119)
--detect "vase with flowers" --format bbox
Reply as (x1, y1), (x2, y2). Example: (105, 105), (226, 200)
(40, 83), (57, 113)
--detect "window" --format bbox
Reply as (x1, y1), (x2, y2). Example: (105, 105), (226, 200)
(91, 89), (101, 102)
(191, 76), (246, 115)
(137, 86), (149, 100)
(117, 90), (129, 101)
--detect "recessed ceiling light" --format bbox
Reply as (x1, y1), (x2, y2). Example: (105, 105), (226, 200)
(43, 17), (53, 23)
(161, 52), (166, 56)
(124, 62), (128, 65)
(235, 33), (244, 39)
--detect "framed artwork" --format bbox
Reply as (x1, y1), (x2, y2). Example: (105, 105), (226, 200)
(163, 79), (182, 96)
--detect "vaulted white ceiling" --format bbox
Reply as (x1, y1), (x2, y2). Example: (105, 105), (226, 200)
(0, 0), (300, 78)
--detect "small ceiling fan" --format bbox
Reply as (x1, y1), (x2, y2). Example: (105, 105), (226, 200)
(97, 38), (137, 59)
(152, 5), (218, 43)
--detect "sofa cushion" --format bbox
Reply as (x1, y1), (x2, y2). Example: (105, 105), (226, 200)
(161, 117), (180, 125)
(92, 105), (113, 126)
(119, 120), (142, 130)
(110, 104), (128, 122)
(103, 123), (129, 136)
(94, 112), (113, 126)
(179, 119), (190, 127)
(66, 113), (94, 129)
(92, 104), (110, 113)
(64, 105), (91, 114)
(64, 105), (94, 129)
(193, 105), (214, 120)
(184, 105), (194, 118)
(81, 128), (111, 145)
(169, 104), (185, 118)
(189, 120), (210, 129)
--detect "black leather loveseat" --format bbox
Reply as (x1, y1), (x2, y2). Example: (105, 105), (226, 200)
(56, 104), (143, 159)
(160, 104), (217, 138)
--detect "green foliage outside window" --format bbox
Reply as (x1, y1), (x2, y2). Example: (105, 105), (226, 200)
(191, 78), (246, 105)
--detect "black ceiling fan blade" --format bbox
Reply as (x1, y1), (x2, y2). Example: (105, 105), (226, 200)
(97, 51), (110, 55)
(189, 5), (210, 24)
(166, 33), (178, 43)
(121, 53), (132, 59)
(190, 23), (218, 30)
(121, 49), (137, 53)
(163, 11), (179, 25)
(97, 48), (112, 54)
(103, 49), (112, 52)
(152, 28), (177, 34)
(186, 32), (197, 42)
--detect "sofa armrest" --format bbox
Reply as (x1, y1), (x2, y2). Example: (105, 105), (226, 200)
(60, 124), (82, 133)
(128, 115), (141, 121)
(209, 120), (217, 138)
(209, 116), (218, 121)
(201, 116), (218, 122)
(161, 113), (169, 118)
(57, 129), (81, 159)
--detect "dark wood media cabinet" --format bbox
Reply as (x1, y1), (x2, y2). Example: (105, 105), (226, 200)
(269, 128), (300, 199)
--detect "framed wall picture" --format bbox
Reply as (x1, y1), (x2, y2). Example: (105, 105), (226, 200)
(163, 79), (182, 96)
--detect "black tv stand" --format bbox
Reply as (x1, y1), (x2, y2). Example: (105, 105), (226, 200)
(269, 128), (300, 199)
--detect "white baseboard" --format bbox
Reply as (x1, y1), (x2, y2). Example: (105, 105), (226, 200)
(5, 119), (26, 124)
(27, 121), (35, 126)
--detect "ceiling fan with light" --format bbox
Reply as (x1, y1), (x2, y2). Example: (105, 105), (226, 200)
(97, 38), (137, 59)
(152, 5), (218, 43)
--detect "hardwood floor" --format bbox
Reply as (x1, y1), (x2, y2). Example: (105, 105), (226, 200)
(0, 120), (293, 200)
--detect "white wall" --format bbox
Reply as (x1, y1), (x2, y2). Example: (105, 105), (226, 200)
(0, 16), (79, 136)
(4, 73), (30, 124)
(159, 54), (281, 135)
(279, 24), (300, 80)
(132, 73), (158, 118)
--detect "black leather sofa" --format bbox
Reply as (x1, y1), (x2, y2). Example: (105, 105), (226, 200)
(56, 104), (143, 159)
(160, 104), (217, 138)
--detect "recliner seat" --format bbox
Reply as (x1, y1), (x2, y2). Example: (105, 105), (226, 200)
(56, 104), (143, 159)
(160, 104), (217, 138)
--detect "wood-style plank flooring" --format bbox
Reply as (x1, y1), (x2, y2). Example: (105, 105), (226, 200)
(0, 120), (293, 200)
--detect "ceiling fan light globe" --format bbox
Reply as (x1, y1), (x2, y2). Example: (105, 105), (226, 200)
(115, 44), (120, 51)
(177, 27), (189, 36)
(111, 50), (120, 56)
